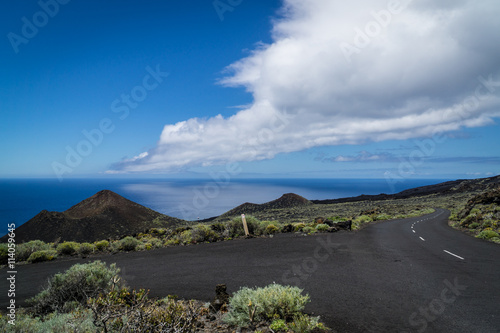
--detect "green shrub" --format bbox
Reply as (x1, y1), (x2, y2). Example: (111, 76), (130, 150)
(265, 224), (280, 235)
(302, 226), (315, 234)
(288, 313), (322, 333)
(476, 230), (500, 240)
(56, 241), (80, 255)
(294, 223), (306, 232)
(27, 250), (57, 263)
(315, 224), (329, 232)
(179, 230), (194, 245)
(211, 222), (226, 233)
(16, 240), (52, 262)
(94, 240), (109, 251)
(149, 228), (167, 237)
(88, 288), (199, 332)
(224, 283), (310, 327)
(468, 222), (480, 229)
(78, 243), (94, 255)
(0, 309), (96, 332)
(374, 214), (392, 221)
(355, 215), (372, 223)
(119, 236), (140, 251)
(270, 319), (288, 331)
(164, 238), (180, 246)
(28, 260), (121, 316)
(0, 243), (10, 265)
(191, 224), (219, 243)
(228, 216), (260, 237)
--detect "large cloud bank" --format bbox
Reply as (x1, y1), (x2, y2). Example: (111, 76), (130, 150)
(111, 0), (500, 173)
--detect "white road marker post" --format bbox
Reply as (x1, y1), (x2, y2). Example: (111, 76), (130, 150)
(241, 214), (249, 236)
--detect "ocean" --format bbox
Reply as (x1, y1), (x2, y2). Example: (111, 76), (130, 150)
(0, 178), (449, 236)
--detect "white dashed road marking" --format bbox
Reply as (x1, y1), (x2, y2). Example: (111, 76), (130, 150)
(443, 250), (464, 260)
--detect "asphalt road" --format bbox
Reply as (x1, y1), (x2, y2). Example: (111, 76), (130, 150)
(2, 209), (499, 332)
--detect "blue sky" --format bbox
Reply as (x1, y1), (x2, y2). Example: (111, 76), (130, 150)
(1, 0), (499, 181)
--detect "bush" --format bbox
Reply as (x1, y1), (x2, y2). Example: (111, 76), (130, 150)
(28, 260), (121, 316)
(294, 223), (306, 232)
(56, 241), (80, 255)
(0, 243), (10, 265)
(191, 224), (220, 243)
(265, 224), (280, 235)
(149, 228), (167, 237)
(211, 223), (226, 233)
(476, 230), (500, 240)
(224, 283), (310, 327)
(94, 240), (109, 251)
(468, 222), (480, 229)
(270, 319), (288, 331)
(288, 313), (322, 333)
(227, 216), (260, 237)
(316, 224), (329, 232)
(0, 310), (96, 332)
(78, 243), (94, 255)
(27, 250), (57, 263)
(16, 240), (52, 262)
(119, 236), (140, 251)
(302, 226), (315, 234)
(179, 230), (194, 245)
(374, 214), (392, 221)
(355, 215), (372, 223)
(88, 288), (199, 332)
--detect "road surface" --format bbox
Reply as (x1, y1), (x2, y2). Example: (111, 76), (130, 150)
(2, 209), (499, 332)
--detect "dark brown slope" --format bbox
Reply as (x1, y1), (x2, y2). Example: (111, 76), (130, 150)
(5, 190), (186, 243)
(218, 193), (311, 218)
(311, 175), (500, 204)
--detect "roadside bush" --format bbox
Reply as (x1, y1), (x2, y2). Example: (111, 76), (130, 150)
(374, 213), (392, 221)
(179, 229), (194, 245)
(468, 222), (480, 229)
(211, 223), (226, 233)
(0, 243), (9, 265)
(0, 310), (96, 332)
(191, 224), (220, 243)
(288, 313), (322, 333)
(316, 224), (329, 232)
(119, 236), (140, 251)
(88, 288), (199, 332)
(265, 224), (280, 235)
(94, 240), (109, 251)
(224, 283), (310, 327)
(78, 243), (94, 255)
(149, 228), (167, 237)
(476, 230), (500, 240)
(27, 250), (57, 263)
(355, 215), (372, 223)
(294, 223), (306, 232)
(270, 319), (288, 331)
(16, 240), (52, 262)
(227, 215), (260, 237)
(255, 221), (281, 235)
(28, 260), (121, 316)
(164, 238), (180, 246)
(56, 241), (80, 255)
(302, 226), (315, 234)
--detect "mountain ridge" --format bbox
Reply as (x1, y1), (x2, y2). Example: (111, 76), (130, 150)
(3, 190), (187, 243)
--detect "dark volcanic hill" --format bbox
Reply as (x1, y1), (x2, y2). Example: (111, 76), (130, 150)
(311, 175), (500, 204)
(218, 193), (312, 218)
(5, 190), (186, 243)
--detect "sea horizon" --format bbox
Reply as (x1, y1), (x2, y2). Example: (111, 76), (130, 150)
(0, 177), (451, 237)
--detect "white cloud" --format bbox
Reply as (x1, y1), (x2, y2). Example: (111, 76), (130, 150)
(111, 0), (500, 173)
